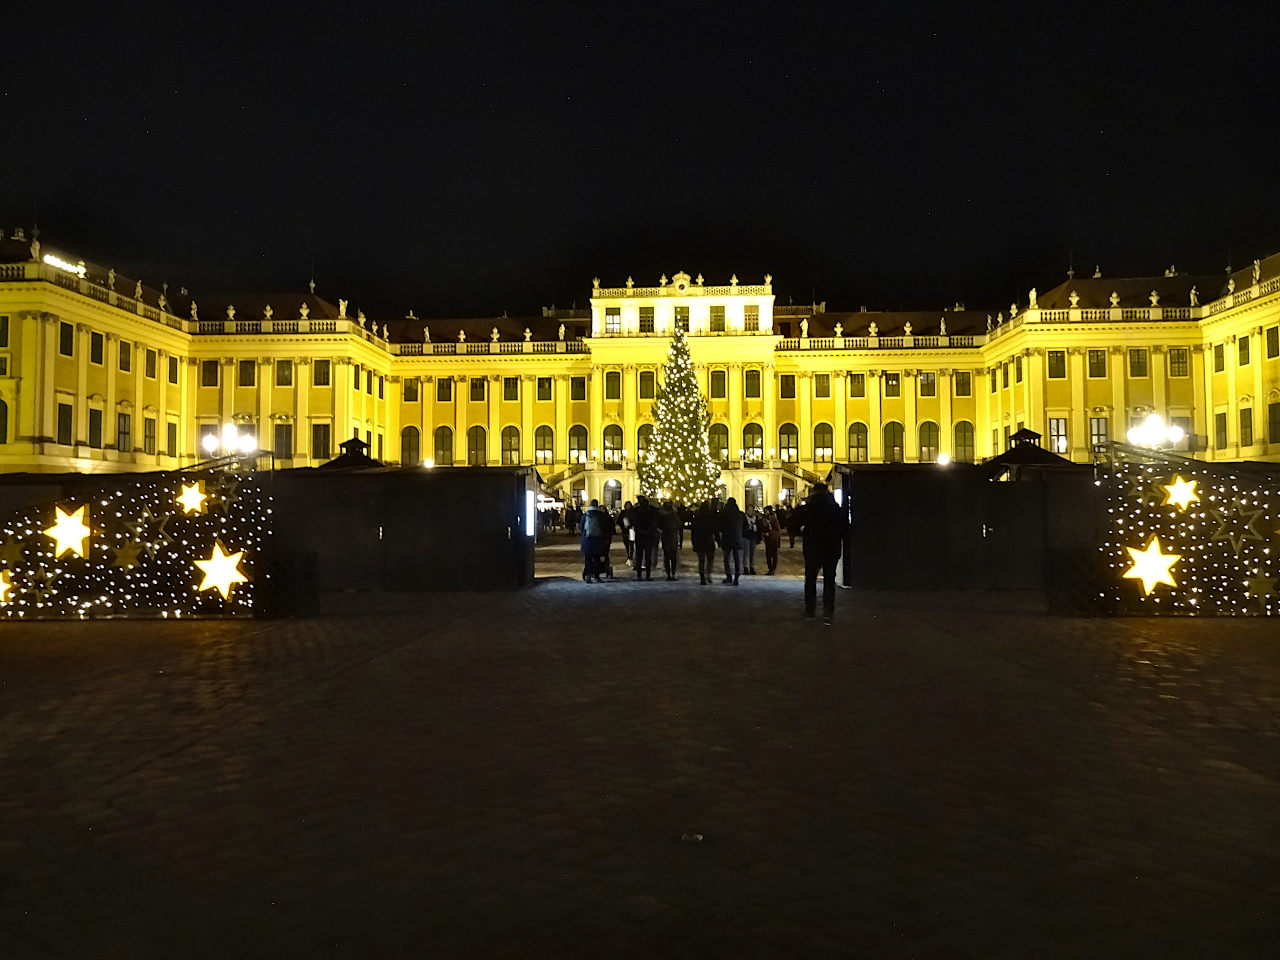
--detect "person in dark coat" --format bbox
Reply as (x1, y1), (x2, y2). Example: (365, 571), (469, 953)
(579, 499), (609, 582)
(618, 501), (635, 560)
(717, 496), (745, 585)
(690, 501), (719, 585)
(787, 483), (850, 623)
(658, 500), (683, 580)
(761, 505), (782, 574)
(631, 495), (659, 581)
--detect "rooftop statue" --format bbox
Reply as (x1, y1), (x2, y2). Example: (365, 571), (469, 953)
(458, 329), (466, 342)
(1093, 265), (1101, 278)
(800, 318), (808, 338)
(834, 321), (843, 337)
(1068, 290), (1079, 308)
(1149, 290), (1160, 307)
(338, 299), (347, 318)
(135, 280), (143, 299)
(986, 315), (993, 331)
(868, 321), (878, 337)
(423, 325), (430, 342)
(382, 324), (388, 339)
(491, 326), (500, 342)
(107, 268), (116, 290)
(1109, 291), (1120, 306)
(263, 304), (273, 320)
(226, 304), (235, 320)
(1028, 287), (1038, 310)
(938, 317), (946, 336)
(904, 321), (913, 337)
(524, 327), (532, 342)
(299, 302), (310, 320)
(190, 301), (198, 321)
(558, 323), (565, 341)
(1254, 259), (1262, 284)
(1189, 285), (1199, 307)
(1228, 278), (1236, 294)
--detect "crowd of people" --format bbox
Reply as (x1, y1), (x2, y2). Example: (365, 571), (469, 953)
(571, 484), (849, 623)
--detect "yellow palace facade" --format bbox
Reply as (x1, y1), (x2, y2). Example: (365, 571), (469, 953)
(2, 230), (1279, 510)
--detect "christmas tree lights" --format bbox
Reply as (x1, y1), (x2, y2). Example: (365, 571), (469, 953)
(636, 329), (721, 504)
(1100, 445), (1278, 615)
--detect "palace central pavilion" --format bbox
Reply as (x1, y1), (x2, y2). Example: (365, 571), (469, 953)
(2, 229), (1278, 510)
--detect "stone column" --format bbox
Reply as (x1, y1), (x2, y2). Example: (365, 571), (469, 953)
(157, 349), (168, 457)
(589, 369), (603, 459)
(488, 374), (502, 464)
(1151, 345), (1167, 422)
(105, 334), (119, 448)
(259, 359), (274, 442)
(867, 371), (884, 462)
(521, 375), (535, 465)
(938, 369), (952, 458)
(76, 323), (91, 443)
(453, 376), (468, 465)
(1025, 348), (1043, 436)
(834, 371), (848, 461)
(621, 365), (636, 462)
(974, 366), (991, 459)
(1069, 348), (1087, 457)
(41, 315), (57, 441)
(219, 358), (235, 429)
(419, 377), (435, 463)
(728, 363), (743, 458)
(1251, 329), (1265, 448)
(554, 375), (569, 464)
(798, 371), (812, 461)
(1191, 346), (1207, 451)
(903, 368), (918, 461)
(1110, 346), (1128, 446)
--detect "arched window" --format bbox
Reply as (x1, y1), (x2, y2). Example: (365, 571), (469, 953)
(467, 425), (486, 466)
(433, 425), (453, 466)
(569, 425), (588, 463)
(400, 425), (420, 465)
(708, 423), (729, 462)
(848, 423), (868, 462)
(954, 421), (975, 463)
(0, 398), (8, 445)
(744, 478), (764, 512)
(883, 422), (904, 462)
(501, 425), (520, 465)
(918, 421), (940, 462)
(602, 424), (623, 464)
(535, 425), (554, 464)
(778, 423), (798, 462)
(636, 423), (654, 461)
(742, 423), (764, 463)
(813, 423), (833, 463)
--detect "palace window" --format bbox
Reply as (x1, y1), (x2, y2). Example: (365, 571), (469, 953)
(710, 305), (725, 332)
(1214, 412), (1227, 449)
(353, 363), (361, 389)
(436, 378), (453, 402)
(504, 377), (519, 401)
(636, 424), (654, 460)
(378, 376), (384, 399)
(709, 423), (729, 463)
(1087, 350), (1107, 378)
(604, 307), (621, 334)
(778, 423), (798, 461)
(1268, 326), (1280, 359)
(537, 377), (552, 401)
(954, 421), (974, 462)
(313, 359), (331, 386)
(1048, 417), (1068, 454)
(570, 377), (586, 401)
(954, 370), (971, 397)
(1015, 356), (1023, 383)
(990, 368), (997, 393)
(918, 372), (935, 397)
(1239, 336), (1251, 366)
(1047, 350), (1066, 379)
(744, 305), (759, 332)
(710, 370), (727, 399)
(1213, 343), (1225, 372)
(55, 403), (72, 446)
(814, 423), (833, 463)
(145, 349), (157, 379)
(1129, 349), (1148, 378)
(238, 360), (256, 387)
(883, 422), (904, 462)
(602, 425), (622, 464)
(144, 416), (156, 454)
(434, 425), (453, 465)
(1002, 362), (1009, 388)
(59, 322), (74, 357)
(277, 360), (293, 387)
(849, 423), (868, 462)
(167, 421), (178, 457)
(744, 369), (761, 398)
(1089, 416), (1109, 448)
(639, 307), (654, 333)
(90, 332), (103, 365)
(780, 375), (795, 399)
(1270, 403), (1280, 444)
(119, 341), (132, 372)
(535, 426), (554, 464)
(815, 373), (830, 398)
(883, 373), (901, 398)
(568, 425), (588, 463)
(366, 370), (374, 394)
(918, 422), (939, 462)
(404, 378), (420, 402)
(470, 377), (486, 402)
(742, 423), (764, 463)
(1240, 408), (1253, 446)
(117, 412), (132, 452)
(1168, 348), (1189, 377)
(0, 315), (8, 347)
(674, 306), (690, 332)
(640, 370), (656, 399)
(200, 360), (218, 387)
(849, 373), (865, 398)
(168, 355), (179, 384)
(88, 408), (102, 448)
(401, 426), (420, 464)
(467, 425), (486, 466)
(502, 426), (521, 465)
(273, 423), (292, 459)
(605, 371), (621, 400)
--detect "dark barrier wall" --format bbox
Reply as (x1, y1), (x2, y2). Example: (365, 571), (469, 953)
(273, 467), (536, 591)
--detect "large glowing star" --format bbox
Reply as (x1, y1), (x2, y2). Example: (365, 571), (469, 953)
(0, 569), (10, 604)
(194, 540), (248, 599)
(44, 505), (92, 558)
(1160, 476), (1199, 512)
(1122, 536), (1181, 596)
(176, 481), (208, 515)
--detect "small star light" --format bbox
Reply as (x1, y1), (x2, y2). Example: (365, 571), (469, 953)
(176, 481), (208, 515)
(45, 505), (92, 558)
(0, 569), (10, 604)
(1161, 475), (1199, 512)
(194, 540), (248, 599)
(1122, 535), (1181, 596)
(1244, 574), (1277, 601)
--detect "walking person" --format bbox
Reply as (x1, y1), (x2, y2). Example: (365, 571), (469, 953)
(761, 505), (782, 574)
(717, 496), (745, 585)
(631, 495), (658, 581)
(743, 506), (760, 575)
(618, 501), (635, 562)
(659, 500), (683, 580)
(580, 498), (609, 582)
(787, 482), (849, 623)
(690, 500), (718, 585)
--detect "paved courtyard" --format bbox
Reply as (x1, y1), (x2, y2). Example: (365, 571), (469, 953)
(1, 543), (1277, 958)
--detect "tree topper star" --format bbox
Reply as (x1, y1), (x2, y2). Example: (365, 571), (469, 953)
(1160, 475), (1199, 512)
(194, 540), (248, 600)
(1122, 535), (1180, 596)
(176, 481), (208, 515)
(44, 505), (92, 558)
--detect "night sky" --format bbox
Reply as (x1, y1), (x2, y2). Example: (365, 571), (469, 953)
(5, 0), (1277, 319)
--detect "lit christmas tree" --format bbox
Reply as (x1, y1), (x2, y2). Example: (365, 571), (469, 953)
(637, 329), (721, 504)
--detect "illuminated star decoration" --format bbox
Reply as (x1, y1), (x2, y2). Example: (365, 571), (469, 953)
(1160, 475), (1199, 512)
(1209, 502), (1265, 557)
(0, 569), (10, 604)
(1122, 535), (1180, 596)
(194, 540), (249, 600)
(110, 541), (145, 569)
(1243, 574), (1277, 601)
(176, 481), (208, 515)
(125, 507), (174, 559)
(0, 536), (23, 566)
(44, 505), (92, 558)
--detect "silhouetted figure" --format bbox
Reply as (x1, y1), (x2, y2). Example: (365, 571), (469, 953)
(690, 501), (719, 585)
(717, 497), (745, 585)
(787, 483), (849, 624)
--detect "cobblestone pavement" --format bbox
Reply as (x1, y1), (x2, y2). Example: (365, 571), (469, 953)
(2, 549), (1278, 958)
